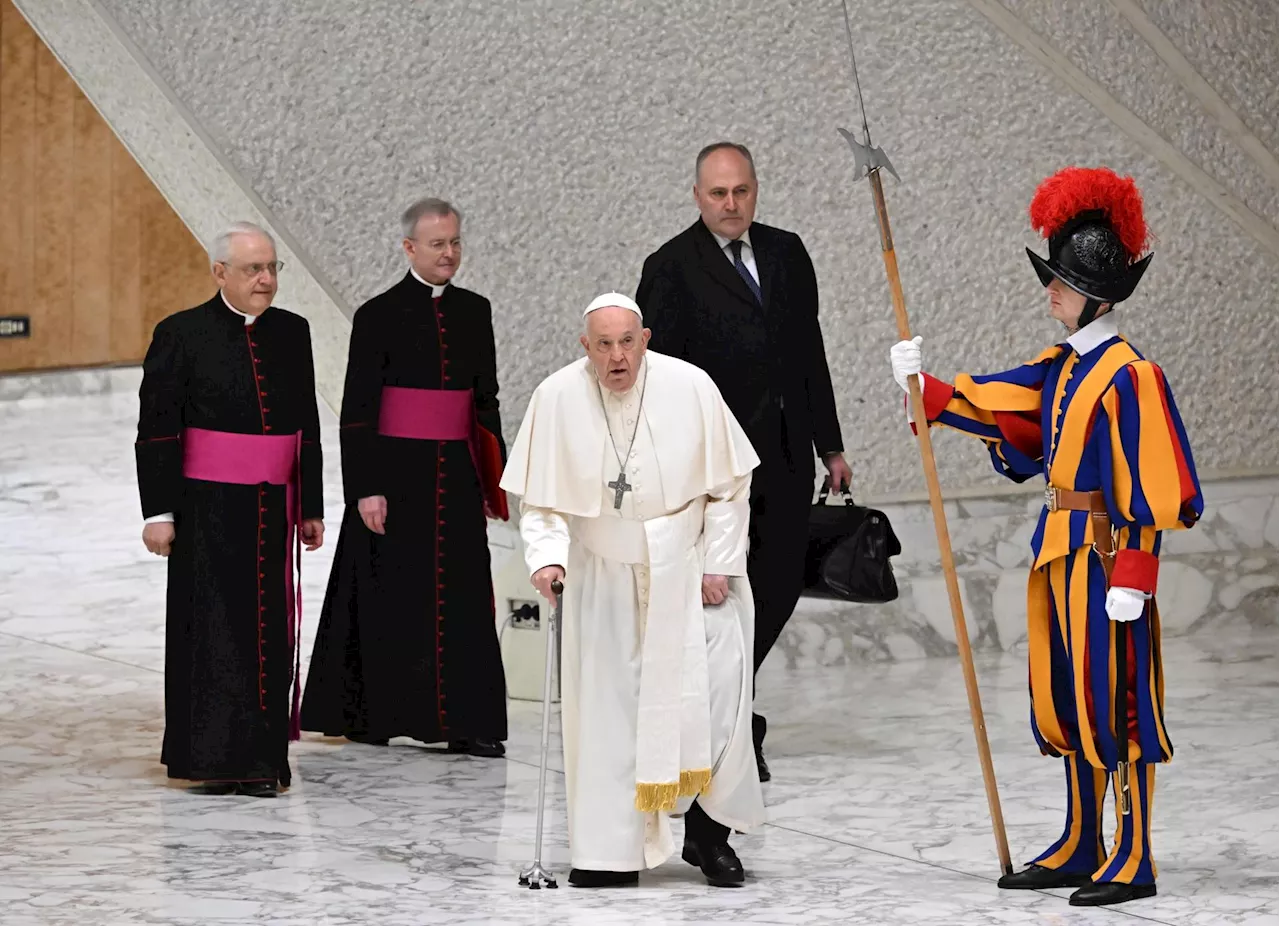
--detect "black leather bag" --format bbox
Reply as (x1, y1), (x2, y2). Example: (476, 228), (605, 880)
(802, 479), (902, 603)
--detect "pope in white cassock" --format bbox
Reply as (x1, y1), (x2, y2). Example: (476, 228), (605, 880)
(499, 292), (766, 888)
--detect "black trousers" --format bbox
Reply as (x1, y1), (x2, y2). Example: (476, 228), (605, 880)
(685, 800), (731, 844)
(746, 417), (816, 751)
(747, 453), (814, 676)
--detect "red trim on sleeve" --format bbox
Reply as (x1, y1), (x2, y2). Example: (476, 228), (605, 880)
(1112, 549), (1159, 595)
(921, 373), (954, 420)
(907, 373), (953, 435)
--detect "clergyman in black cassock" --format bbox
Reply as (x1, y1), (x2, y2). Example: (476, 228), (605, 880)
(300, 199), (510, 757)
(136, 222), (325, 798)
(636, 144), (853, 782)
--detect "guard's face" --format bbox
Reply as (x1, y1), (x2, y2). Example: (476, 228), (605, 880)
(213, 233), (280, 314)
(693, 148), (758, 240)
(404, 212), (462, 284)
(1046, 277), (1103, 330)
(580, 307), (650, 393)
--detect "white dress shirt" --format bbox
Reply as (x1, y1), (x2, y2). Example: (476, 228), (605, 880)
(1065, 310), (1120, 356)
(711, 229), (760, 287)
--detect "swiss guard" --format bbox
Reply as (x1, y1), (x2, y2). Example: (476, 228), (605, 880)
(888, 167), (1203, 907)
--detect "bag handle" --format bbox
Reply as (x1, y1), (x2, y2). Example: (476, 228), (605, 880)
(816, 474), (856, 507)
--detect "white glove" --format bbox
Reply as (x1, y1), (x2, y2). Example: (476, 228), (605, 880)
(1105, 586), (1148, 622)
(890, 336), (924, 393)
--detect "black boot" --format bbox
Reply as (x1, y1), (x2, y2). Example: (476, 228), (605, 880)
(682, 840), (745, 887)
(1070, 882), (1157, 906)
(568, 869), (638, 888)
(346, 732), (389, 746)
(997, 865), (1092, 890)
(752, 713), (771, 783)
(682, 800), (744, 887)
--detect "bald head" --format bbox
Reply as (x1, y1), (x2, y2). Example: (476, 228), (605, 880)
(693, 143), (758, 240)
(580, 304), (650, 393)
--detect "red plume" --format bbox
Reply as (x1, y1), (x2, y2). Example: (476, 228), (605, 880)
(1028, 167), (1149, 261)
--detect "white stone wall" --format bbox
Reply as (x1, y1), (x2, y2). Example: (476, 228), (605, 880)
(15, 0), (1275, 499)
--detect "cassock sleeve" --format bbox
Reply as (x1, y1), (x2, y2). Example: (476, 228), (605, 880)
(636, 251), (689, 359)
(135, 317), (186, 519)
(1096, 361), (1203, 594)
(703, 473), (752, 577)
(794, 237), (843, 457)
(338, 303), (386, 504)
(298, 318), (325, 520)
(911, 349), (1058, 483)
(518, 503), (571, 577)
(473, 297), (506, 462)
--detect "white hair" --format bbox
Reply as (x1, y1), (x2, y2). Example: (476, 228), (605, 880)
(401, 198), (462, 240)
(209, 222), (275, 268)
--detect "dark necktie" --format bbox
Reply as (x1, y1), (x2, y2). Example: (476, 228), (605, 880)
(728, 239), (763, 305)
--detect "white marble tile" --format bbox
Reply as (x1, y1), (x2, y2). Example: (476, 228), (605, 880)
(1, 373), (1277, 926)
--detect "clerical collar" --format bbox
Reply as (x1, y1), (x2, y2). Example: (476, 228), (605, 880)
(220, 290), (260, 326)
(409, 267), (448, 297)
(711, 227), (753, 255)
(1064, 311), (1120, 356)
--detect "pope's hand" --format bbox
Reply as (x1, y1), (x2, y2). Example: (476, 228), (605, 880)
(1105, 586), (1147, 622)
(702, 574), (729, 606)
(890, 336), (924, 393)
(142, 522), (175, 557)
(532, 565), (565, 604)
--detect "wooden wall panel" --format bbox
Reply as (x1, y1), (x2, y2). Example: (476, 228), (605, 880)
(31, 38), (75, 371)
(0, 0), (214, 374)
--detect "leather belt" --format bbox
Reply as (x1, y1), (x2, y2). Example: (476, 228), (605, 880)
(1044, 486), (1115, 580)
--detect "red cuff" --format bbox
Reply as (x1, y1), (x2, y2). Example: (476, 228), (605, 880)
(1111, 549), (1159, 594)
(907, 373), (954, 434)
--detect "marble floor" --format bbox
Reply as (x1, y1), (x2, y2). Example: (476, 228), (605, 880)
(0, 386), (1276, 926)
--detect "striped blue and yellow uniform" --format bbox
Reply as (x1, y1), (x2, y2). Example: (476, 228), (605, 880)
(916, 334), (1203, 886)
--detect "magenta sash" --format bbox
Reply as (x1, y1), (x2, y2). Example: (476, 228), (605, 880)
(182, 426), (305, 741)
(377, 386), (473, 440)
(375, 386), (510, 522)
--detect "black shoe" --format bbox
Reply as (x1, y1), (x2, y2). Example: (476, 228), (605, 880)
(1070, 881), (1157, 906)
(998, 865), (1092, 890)
(187, 781), (239, 796)
(347, 732), (389, 746)
(682, 840), (745, 887)
(237, 781), (279, 798)
(449, 738), (506, 758)
(568, 868), (638, 888)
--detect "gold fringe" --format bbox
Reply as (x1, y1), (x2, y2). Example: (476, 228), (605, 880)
(634, 768), (713, 812)
(680, 767), (712, 797)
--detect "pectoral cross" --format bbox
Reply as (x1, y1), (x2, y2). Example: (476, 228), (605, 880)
(608, 471), (632, 510)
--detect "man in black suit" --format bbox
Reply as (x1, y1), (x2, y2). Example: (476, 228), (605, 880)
(636, 142), (852, 783)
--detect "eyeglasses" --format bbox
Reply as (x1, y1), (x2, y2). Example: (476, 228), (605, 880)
(222, 260), (285, 277)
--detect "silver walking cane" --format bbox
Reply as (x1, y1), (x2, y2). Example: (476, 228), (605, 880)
(518, 578), (563, 890)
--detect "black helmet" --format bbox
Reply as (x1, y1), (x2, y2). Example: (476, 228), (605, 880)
(1026, 167), (1153, 323)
